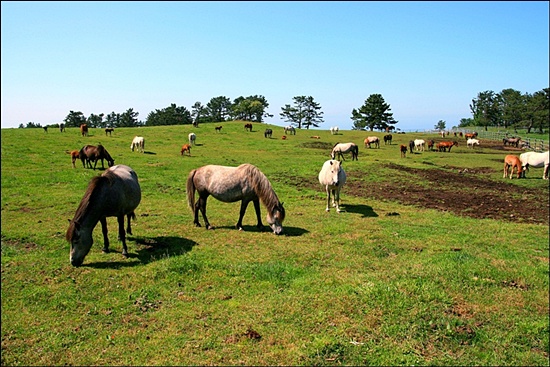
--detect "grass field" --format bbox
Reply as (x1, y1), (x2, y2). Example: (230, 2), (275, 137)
(1, 122), (548, 366)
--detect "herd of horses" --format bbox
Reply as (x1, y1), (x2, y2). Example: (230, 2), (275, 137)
(62, 124), (548, 266)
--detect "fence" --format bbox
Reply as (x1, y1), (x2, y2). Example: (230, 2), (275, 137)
(446, 128), (549, 152)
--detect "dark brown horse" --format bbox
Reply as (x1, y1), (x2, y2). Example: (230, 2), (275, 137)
(79, 144), (115, 170)
(105, 127), (114, 136)
(384, 134), (392, 145)
(400, 144), (407, 158)
(215, 126), (223, 132)
(244, 123), (253, 132)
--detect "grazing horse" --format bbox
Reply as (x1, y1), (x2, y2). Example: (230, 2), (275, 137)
(80, 124), (88, 137)
(437, 141), (458, 152)
(105, 127), (114, 136)
(130, 136), (145, 153)
(180, 144), (191, 156)
(519, 151), (549, 179)
(464, 132), (478, 140)
(408, 140), (415, 154)
(66, 164), (141, 266)
(330, 126), (339, 135)
(284, 126), (296, 135)
(503, 155), (523, 179)
(59, 123), (66, 132)
(427, 139), (435, 151)
(79, 144), (115, 170)
(318, 159), (347, 212)
(467, 138), (480, 148)
(364, 136), (380, 148)
(384, 134), (393, 145)
(414, 139), (426, 151)
(244, 123), (253, 132)
(215, 126), (223, 132)
(66, 150), (80, 168)
(331, 142), (358, 161)
(188, 132), (196, 146)
(400, 144), (407, 158)
(264, 128), (273, 138)
(186, 164), (285, 234)
(503, 137), (521, 148)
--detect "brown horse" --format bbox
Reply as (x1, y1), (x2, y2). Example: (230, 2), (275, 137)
(503, 155), (523, 179)
(79, 144), (115, 170)
(437, 141), (458, 152)
(180, 144), (191, 156)
(400, 144), (407, 158)
(66, 150), (80, 168)
(244, 123), (253, 132)
(464, 132), (477, 139)
(503, 137), (521, 147)
(427, 139), (435, 151)
(384, 134), (393, 145)
(80, 124), (88, 137)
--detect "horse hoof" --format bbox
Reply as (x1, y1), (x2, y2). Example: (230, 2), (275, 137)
(325, 208), (330, 212)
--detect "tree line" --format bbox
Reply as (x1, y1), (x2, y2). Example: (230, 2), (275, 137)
(17, 87), (548, 133)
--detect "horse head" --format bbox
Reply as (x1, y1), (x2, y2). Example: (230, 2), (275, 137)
(267, 201), (285, 235)
(67, 219), (93, 267)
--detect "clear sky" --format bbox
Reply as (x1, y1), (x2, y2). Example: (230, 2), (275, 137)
(2, 1), (548, 130)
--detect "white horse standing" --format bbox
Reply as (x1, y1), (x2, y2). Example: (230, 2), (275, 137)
(189, 132), (197, 146)
(318, 159), (347, 212)
(414, 139), (425, 151)
(130, 136), (145, 153)
(284, 126), (296, 135)
(520, 151), (549, 179)
(467, 138), (480, 148)
(330, 126), (339, 135)
(331, 142), (358, 161)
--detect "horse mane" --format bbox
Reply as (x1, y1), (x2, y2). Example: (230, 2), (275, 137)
(241, 164), (280, 210)
(66, 172), (116, 242)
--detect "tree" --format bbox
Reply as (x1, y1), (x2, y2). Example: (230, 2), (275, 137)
(351, 94), (397, 131)
(63, 110), (86, 128)
(280, 96), (323, 129)
(118, 108), (141, 127)
(434, 120), (446, 131)
(470, 91), (500, 131)
(206, 96), (232, 122)
(301, 96), (324, 129)
(146, 104), (192, 126)
(87, 113), (105, 128)
(232, 95), (272, 122)
(458, 117), (474, 127)
(191, 101), (207, 127)
(523, 88), (549, 134)
(498, 88), (525, 129)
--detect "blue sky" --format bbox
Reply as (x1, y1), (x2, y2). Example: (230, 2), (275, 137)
(2, 1), (548, 130)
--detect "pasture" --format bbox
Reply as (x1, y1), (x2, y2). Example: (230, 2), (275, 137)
(1, 123), (549, 366)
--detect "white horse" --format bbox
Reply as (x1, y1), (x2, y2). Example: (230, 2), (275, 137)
(130, 136), (145, 153)
(467, 138), (480, 148)
(318, 159), (347, 212)
(284, 126), (296, 135)
(414, 139), (425, 151)
(520, 151), (549, 179)
(330, 126), (339, 135)
(331, 142), (358, 161)
(188, 132), (197, 146)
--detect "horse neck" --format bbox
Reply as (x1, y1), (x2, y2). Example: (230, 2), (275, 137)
(249, 167), (279, 210)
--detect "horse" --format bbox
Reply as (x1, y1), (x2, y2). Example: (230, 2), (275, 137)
(427, 139), (435, 151)
(43, 126), (48, 133)
(281, 135), (287, 140)
(408, 140), (415, 154)
(331, 142), (358, 161)
(464, 132), (478, 140)
(244, 123), (253, 132)
(284, 126), (296, 135)
(66, 149), (80, 168)
(364, 136), (380, 148)
(414, 139), (425, 151)
(264, 128), (273, 138)
(503, 137), (521, 148)
(59, 123), (65, 132)
(400, 144), (407, 158)
(467, 138), (480, 148)
(188, 132), (196, 146)
(384, 134), (392, 145)
(437, 141), (458, 152)
(503, 155), (523, 179)
(66, 165), (141, 267)
(318, 159), (347, 212)
(105, 127), (114, 136)
(180, 144), (191, 156)
(330, 126), (339, 135)
(519, 151), (549, 179)
(215, 126), (223, 132)
(130, 136), (145, 153)
(186, 164), (285, 234)
(79, 144), (115, 170)
(80, 124), (88, 137)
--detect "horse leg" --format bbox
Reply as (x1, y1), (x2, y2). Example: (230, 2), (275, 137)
(196, 195), (213, 229)
(236, 199), (252, 230)
(117, 215), (129, 257)
(334, 187), (342, 212)
(325, 186), (331, 212)
(126, 212), (134, 235)
(100, 217), (110, 253)
(251, 198), (264, 230)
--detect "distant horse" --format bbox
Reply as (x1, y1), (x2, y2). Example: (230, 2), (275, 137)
(264, 128), (273, 138)
(244, 123), (253, 132)
(43, 126), (48, 133)
(364, 136), (380, 148)
(384, 134), (393, 145)
(437, 141), (458, 152)
(519, 151), (549, 179)
(105, 127), (114, 136)
(180, 144), (191, 156)
(503, 155), (523, 179)
(318, 159), (347, 212)
(503, 137), (521, 148)
(467, 138), (480, 148)
(464, 132), (478, 140)
(186, 164), (285, 234)
(330, 126), (339, 135)
(130, 136), (145, 153)
(215, 126), (223, 132)
(59, 123), (65, 132)
(284, 126), (296, 135)
(189, 132), (196, 146)
(400, 144), (407, 158)
(66, 150), (80, 168)
(414, 139), (425, 151)
(331, 142), (358, 161)
(66, 164), (141, 267)
(427, 139), (435, 151)
(79, 144), (115, 170)
(408, 140), (415, 154)
(80, 124), (88, 137)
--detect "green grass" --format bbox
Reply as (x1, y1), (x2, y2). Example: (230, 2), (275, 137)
(1, 123), (549, 366)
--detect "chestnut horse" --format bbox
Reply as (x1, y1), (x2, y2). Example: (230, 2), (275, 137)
(80, 124), (88, 137)
(79, 144), (115, 170)
(180, 144), (191, 156)
(66, 150), (80, 168)
(503, 155), (523, 179)
(400, 144), (407, 158)
(437, 141), (458, 152)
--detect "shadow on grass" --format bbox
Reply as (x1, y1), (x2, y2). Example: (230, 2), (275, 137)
(342, 204), (378, 218)
(144, 151), (156, 155)
(85, 236), (198, 268)
(197, 225), (309, 237)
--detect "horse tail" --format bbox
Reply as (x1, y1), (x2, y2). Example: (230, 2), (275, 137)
(186, 169), (197, 212)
